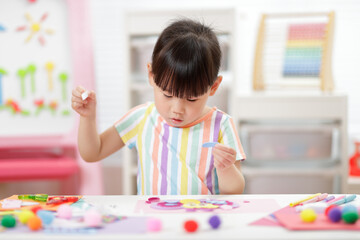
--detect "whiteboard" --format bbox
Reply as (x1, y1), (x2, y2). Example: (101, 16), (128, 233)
(0, 0), (73, 136)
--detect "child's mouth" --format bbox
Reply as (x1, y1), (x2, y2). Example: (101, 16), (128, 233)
(171, 118), (183, 124)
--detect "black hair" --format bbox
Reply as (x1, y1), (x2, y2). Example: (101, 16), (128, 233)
(151, 19), (221, 99)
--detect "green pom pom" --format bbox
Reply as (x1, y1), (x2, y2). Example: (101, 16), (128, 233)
(342, 211), (359, 224)
(1, 215), (16, 228)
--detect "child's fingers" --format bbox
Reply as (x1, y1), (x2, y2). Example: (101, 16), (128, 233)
(214, 144), (236, 155)
(87, 90), (96, 100)
(71, 96), (87, 104)
(213, 148), (235, 163)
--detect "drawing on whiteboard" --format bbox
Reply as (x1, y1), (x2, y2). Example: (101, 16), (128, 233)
(16, 12), (54, 46)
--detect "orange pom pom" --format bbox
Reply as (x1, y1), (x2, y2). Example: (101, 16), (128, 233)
(27, 215), (42, 231)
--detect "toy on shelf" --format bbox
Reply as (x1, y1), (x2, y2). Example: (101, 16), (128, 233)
(16, 12), (54, 46)
(253, 12), (335, 91)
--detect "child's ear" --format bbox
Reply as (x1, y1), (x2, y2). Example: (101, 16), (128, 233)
(209, 76), (223, 96)
(147, 63), (155, 86)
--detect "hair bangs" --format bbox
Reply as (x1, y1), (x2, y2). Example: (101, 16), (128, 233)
(153, 35), (214, 99)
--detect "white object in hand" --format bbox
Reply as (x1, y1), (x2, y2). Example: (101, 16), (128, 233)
(81, 91), (89, 100)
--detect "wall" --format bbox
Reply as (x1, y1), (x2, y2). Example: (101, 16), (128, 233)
(90, 0), (360, 194)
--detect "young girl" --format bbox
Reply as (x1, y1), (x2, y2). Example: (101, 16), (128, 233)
(72, 19), (246, 195)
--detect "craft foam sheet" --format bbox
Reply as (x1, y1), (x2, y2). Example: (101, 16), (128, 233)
(274, 206), (360, 230)
(134, 198), (280, 214)
(251, 205), (360, 230)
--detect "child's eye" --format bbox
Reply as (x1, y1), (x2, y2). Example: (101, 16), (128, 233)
(187, 99), (197, 102)
(163, 94), (172, 98)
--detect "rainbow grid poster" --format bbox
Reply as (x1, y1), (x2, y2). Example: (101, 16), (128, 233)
(283, 23), (327, 77)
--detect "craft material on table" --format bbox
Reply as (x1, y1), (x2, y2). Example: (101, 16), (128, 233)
(332, 195), (357, 206)
(289, 193), (321, 207)
(299, 193), (328, 205)
(274, 206), (360, 230)
(135, 198), (280, 214)
(0, 195), (81, 212)
(327, 195), (345, 205)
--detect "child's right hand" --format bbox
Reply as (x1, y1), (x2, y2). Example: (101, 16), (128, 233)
(71, 86), (97, 119)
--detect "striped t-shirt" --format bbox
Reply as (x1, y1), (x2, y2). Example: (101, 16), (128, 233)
(115, 102), (245, 195)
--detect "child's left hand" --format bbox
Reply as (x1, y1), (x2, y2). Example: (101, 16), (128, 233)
(212, 144), (237, 171)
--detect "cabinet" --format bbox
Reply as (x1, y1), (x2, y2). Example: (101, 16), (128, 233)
(122, 9), (237, 194)
(231, 91), (348, 193)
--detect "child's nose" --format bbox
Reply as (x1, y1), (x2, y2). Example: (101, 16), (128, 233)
(171, 99), (185, 114)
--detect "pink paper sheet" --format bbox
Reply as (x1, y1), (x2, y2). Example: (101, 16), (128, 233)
(134, 199), (280, 214)
(275, 208), (360, 230)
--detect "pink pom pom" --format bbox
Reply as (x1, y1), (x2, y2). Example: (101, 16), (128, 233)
(57, 204), (72, 219)
(147, 218), (162, 232)
(84, 209), (102, 227)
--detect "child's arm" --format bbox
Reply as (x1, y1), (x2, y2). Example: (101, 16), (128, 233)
(212, 144), (245, 194)
(72, 86), (125, 162)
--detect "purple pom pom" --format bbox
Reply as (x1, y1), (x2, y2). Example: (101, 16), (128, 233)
(209, 215), (221, 229)
(328, 208), (342, 223)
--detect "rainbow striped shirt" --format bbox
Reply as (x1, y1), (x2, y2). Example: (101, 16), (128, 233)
(115, 102), (245, 195)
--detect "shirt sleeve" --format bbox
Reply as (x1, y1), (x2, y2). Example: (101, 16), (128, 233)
(114, 103), (148, 149)
(218, 116), (246, 161)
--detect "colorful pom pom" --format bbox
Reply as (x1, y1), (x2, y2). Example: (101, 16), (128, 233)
(184, 220), (198, 233)
(328, 207), (342, 223)
(342, 211), (359, 224)
(147, 217), (162, 232)
(84, 209), (102, 227)
(300, 209), (317, 223)
(1, 215), (16, 228)
(18, 210), (35, 224)
(37, 210), (55, 225)
(324, 205), (337, 216)
(28, 215), (42, 231)
(208, 215), (221, 229)
(57, 204), (72, 219)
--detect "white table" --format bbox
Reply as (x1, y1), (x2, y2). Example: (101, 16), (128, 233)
(3, 194), (360, 240)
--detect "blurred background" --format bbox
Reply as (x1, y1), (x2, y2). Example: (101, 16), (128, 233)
(0, 0), (360, 198)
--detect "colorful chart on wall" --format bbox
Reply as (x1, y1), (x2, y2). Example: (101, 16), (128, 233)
(0, 0), (73, 136)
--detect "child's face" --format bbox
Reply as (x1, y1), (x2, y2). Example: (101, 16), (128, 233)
(148, 65), (222, 128)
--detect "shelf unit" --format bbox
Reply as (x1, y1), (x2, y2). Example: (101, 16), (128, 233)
(122, 9), (237, 194)
(231, 91), (348, 193)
